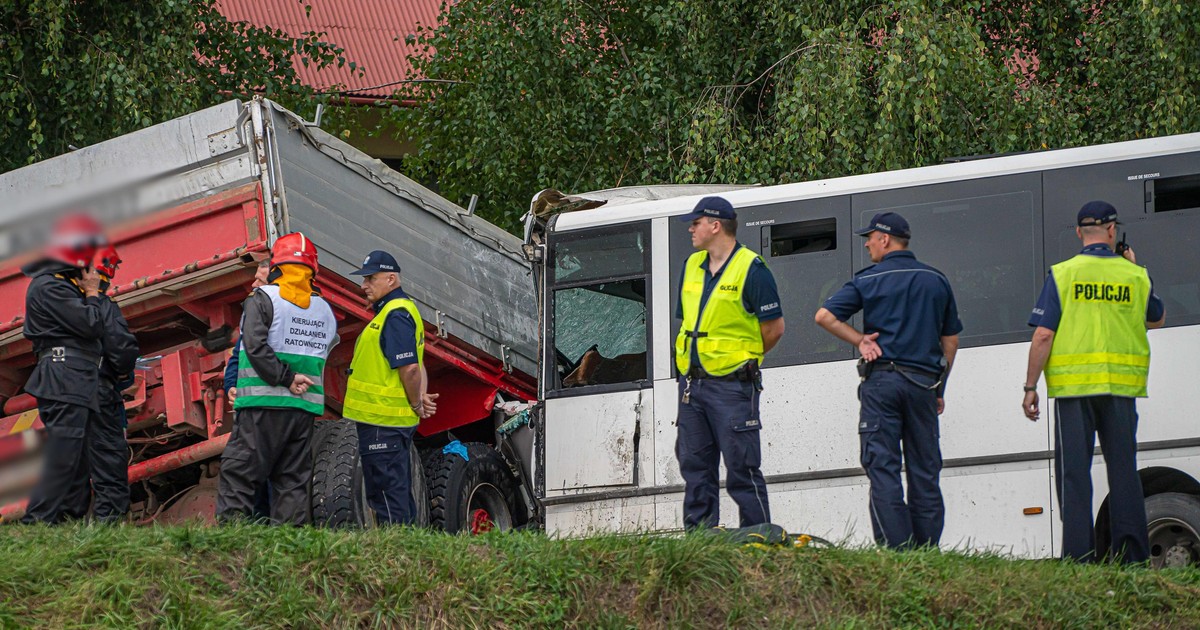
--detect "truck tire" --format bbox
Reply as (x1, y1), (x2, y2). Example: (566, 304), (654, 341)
(410, 441), (430, 527)
(310, 419), (372, 528)
(1146, 492), (1200, 569)
(310, 419), (430, 528)
(425, 442), (516, 534)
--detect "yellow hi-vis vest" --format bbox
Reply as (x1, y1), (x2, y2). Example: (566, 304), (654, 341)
(343, 298), (425, 427)
(1045, 254), (1151, 398)
(675, 246), (765, 376)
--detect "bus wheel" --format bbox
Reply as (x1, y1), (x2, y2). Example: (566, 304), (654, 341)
(1146, 492), (1200, 569)
(425, 442), (515, 534)
(310, 419), (373, 528)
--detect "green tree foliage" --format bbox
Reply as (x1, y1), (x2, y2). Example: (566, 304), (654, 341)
(394, 0), (1200, 230)
(0, 0), (347, 172)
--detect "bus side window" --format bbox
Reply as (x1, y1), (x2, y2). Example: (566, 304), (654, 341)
(854, 175), (1043, 348)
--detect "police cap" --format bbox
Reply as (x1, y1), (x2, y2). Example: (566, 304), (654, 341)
(1077, 200), (1121, 227)
(351, 250), (401, 276)
(678, 196), (737, 222)
(854, 212), (912, 239)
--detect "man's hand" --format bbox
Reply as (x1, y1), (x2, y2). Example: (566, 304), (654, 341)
(80, 267), (102, 296)
(290, 374), (314, 395)
(420, 392), (440, 418)
(1022, 390), (1040, 421)
(858, 332), (882, 362)
(937, 398), (945, 415)
(227, 387), (238, 405)
(1121, 246), (1137, 264)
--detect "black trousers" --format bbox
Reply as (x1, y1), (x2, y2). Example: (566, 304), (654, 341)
(216, 407), (314, 525)
(357, 424), (418, 525)
(64, 384), (130, 522)
(22, 400), (94, 524)
(675, 377), (770, 529)
(1054, 395), (1149, 563)
(858, 369), (944, 549)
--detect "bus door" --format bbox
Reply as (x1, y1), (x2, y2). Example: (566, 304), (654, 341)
(542, 222), (653, 492)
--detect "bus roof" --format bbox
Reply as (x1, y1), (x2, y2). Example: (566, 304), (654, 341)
(551, 132), (1200, 232)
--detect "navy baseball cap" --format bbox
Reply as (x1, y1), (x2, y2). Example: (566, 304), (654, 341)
(1077, 200), (1120, 226)
(678, 196), (737, 222)
(855, 212), (912, 239)
(351, 250), (401, 276)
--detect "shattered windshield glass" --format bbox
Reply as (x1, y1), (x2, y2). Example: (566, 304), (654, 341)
(554, 230), (644, 284)
(550, 225), (650, 388)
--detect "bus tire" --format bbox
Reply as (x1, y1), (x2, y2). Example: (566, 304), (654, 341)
(1146, 492), (1200, 569)
(425, 442), (516, 534)
(310, 419), (372, 528)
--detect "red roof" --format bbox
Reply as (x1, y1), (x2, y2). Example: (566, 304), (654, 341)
(215, 0), (442, 100)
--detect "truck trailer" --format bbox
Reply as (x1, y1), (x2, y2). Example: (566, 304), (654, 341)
(0, 98), (539, 532)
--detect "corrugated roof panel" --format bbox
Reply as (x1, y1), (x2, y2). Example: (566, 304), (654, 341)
(215, 0), (442, 99)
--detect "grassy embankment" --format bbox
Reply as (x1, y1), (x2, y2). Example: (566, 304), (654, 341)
(0, 524), (1198, 628)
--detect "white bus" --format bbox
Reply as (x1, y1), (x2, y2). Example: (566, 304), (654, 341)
(523, 133), (1200, 567)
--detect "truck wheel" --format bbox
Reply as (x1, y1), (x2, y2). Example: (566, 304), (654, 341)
(410, 440), (430, 527)
(311, 419), (430, 527)
(425, 442), (516, 534)
(310, 419), (372, 528)
(1146, 492), (1200, 569)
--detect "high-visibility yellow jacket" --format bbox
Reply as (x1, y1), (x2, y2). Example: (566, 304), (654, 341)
(1045, 255), (1151, 398)
(343, 298), (424, 427)
(675, 247), (764, 377)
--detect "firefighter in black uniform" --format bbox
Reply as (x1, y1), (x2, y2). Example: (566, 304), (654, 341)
(19, 214), (108, 524)
(65, 244), (140, 522)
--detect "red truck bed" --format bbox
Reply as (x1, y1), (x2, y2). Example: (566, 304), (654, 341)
(0, 132), (536, 524)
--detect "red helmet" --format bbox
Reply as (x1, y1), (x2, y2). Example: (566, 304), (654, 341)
(46, 213), (105, 268)
(271, 232), (318, 273)
(93, 244), (122, 279)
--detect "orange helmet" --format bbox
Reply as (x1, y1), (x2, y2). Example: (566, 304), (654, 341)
(46, 213), (104, 268)
(271, 232), (319, 273)
(93, 244), (122, 279)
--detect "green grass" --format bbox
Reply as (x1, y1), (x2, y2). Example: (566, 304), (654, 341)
(0, 525), (1197, 629)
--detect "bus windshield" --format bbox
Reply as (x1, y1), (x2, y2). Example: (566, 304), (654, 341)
(550, 226), (649, 388)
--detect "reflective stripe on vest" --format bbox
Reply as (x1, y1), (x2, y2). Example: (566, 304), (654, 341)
(1045, 255), (1151, 398)
(234, 284), (336, 414)
(343, 298), (425, 427)
(674, 247), (765, 376)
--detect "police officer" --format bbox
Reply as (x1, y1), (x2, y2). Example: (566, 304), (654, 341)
(815, 212), (961, 549)
(675, 196), (785, 530)
(343, 251), (438, 525)
(1022, 201), (1164, 563)
(19, 214), (107, 524)
(216, 232), (338, 525)
(65, 244), (140, 522)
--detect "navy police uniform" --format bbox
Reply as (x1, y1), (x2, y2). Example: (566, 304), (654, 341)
(356, 287), (421, 524)
(674, 198), (783, 530)
(349, 251), (422, 525)
(1028, 201), (1164, 563)
(823, 213), (962, 548)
